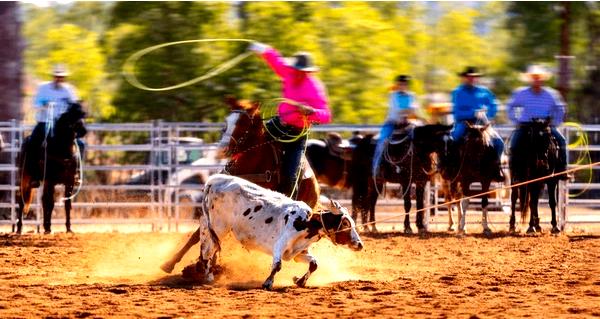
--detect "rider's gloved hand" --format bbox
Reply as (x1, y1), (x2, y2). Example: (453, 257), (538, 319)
(248, 41), (269, 54)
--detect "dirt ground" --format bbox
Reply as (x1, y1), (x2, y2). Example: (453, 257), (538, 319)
(0, 229), (599, 318)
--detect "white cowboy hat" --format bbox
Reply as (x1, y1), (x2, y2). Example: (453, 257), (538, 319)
(51, 64), (70, 77)
(519, 64), (552, 82)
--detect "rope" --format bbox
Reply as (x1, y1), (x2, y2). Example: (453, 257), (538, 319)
(122, 39), (255, 91)
(563, 122), (592, 197)
(61, 140), (83, 201)
(336, 161), (600, 234)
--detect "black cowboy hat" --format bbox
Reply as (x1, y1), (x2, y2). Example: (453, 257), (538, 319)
(285, 52), (319, 72)
(395, 74), (411, 83)
(458, 66), (482, 77)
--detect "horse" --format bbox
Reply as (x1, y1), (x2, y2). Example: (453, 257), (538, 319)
(351, 124), (451, 233)
(305, 132), (357, 189)
(509, 118), (560, 234)
(160, 96), (322, 274)
(15, 102), (87, 234)
(439, 122), (498, 236)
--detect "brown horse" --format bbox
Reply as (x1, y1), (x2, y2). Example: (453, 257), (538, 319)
(161, 96), (321, 273)
(439, 122), (497, 236)
(15, 102), (86, 234)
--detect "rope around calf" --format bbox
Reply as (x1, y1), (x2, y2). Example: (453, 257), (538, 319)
(336, 161), (600, 234)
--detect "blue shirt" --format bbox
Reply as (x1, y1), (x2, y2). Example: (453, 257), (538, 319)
(386, 91), (418, 123)
(451, 84), (498, 122)
(506, 86), (566, 126)
(33, 82), (78, 123)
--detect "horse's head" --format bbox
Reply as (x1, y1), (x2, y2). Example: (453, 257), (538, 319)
(218, 96), (262, 158)
(318, 198), (363, 251)
(53, 101), (87, 144)
(413, 124), (452, 155)
(524, 118), (555, 169)
(463, 121), (492, 156)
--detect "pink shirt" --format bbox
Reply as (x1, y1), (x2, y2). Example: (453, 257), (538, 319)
(261, 48), (331, 128)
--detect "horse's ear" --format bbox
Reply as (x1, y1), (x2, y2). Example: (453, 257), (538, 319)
(224, 95), (240, 110)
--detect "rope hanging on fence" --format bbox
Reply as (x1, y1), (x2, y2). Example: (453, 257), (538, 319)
(563, 122), (593, 197)
(122, 39), (254, 91)
(335, 161), (600, 234)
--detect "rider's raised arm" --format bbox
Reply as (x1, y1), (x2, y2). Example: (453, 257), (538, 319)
(254, 45), (290, 80)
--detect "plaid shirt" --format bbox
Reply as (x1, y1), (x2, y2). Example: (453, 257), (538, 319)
(507, 86), (566, 126)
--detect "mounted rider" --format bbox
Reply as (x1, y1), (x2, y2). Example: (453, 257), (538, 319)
(506, 64), (568, 180)
(447, 66), (505, 182)
(372, 74), (420, 178)
(248, 42), (331, 198)
(28, 64), (84, 188)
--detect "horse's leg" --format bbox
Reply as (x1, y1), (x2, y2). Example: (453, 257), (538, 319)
(41, 182), (55, 234)
(402, 182), (413, 234)
(509, 181), (518, 233)
(481, 181), (492, 236)
(368, 183), (379, 232)
(64, 184), (73, 233)
(548, 180), (560, 234)
(161, 227), (201, 273)
(527, 184), (541, 234)
(415, 182), (426, 233)
(15, 186), (34, 234)
(444, 181), (454, 232)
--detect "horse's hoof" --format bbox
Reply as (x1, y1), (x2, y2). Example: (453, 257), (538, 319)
(551, 227), (560, 235)
(447, 227), (454, 232)
(404, 227), (413, 235)
(43, 230), (51, 235)
(418, 228), (428, 235)
(370, 226), (379, 233)
(483, 229), (493, 237)
(535, 226), (542, 233)
(457, 230), (466, 237)
(160, 261), (176, 274)
(66, 230), (74, 234)
(526, 226), (536, 234)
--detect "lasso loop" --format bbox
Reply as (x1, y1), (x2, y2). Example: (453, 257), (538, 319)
(261, 98), (311, 143)
(122, 39), (254, 91)
(563, 122), (592, 197)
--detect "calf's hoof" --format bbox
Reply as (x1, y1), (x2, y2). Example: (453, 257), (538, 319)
(160, 261), (176, 274)
(262, 281), (273, 291)
(293, 276), (307, 288)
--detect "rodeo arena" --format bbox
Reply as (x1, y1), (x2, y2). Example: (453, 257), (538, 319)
(2, 4), (600, 317)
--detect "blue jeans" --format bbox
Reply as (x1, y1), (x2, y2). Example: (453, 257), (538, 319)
(265, 117), (307, 198)
(372, 121), (395, 176)
(451, 121), (504, 158)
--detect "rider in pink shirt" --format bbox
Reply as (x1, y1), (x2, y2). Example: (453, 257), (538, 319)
(249, 42), (331, 197)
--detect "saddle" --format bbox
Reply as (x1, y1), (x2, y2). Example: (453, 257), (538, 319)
(324, 132), (354, 161)
(389, 122), (414, 145)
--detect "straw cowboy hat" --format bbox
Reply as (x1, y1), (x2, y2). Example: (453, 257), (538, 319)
(285, 52), (319, 72)
(51, 64), (70, 77)
(458, 66), (483, 77)
(519, 64), (552, 82)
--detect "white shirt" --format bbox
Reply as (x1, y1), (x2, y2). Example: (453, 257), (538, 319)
(33, 81), (78, 123)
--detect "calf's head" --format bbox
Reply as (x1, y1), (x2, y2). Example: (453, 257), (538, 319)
(319, 200), (363, 251)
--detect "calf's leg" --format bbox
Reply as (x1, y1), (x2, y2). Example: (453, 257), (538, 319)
(293, 250), (318, 288)
(161, 228), (201, 273)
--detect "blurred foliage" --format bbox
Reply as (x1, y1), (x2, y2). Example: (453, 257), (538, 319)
(20, 1), (600, 124)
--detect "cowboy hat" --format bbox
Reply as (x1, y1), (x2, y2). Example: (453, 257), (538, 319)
(285, 52), (319, 72)
(394, 74), (411, 83)
(458, 66), (482, 77)
(51, 64), (70, 77)
(519, 64), (552, 82)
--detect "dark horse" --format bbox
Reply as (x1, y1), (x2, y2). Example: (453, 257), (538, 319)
(352, 124), (451, 233)
(509, 119), (560, 234)
(305, 132), (358, 189)
(440, 122), (498, 236)
(161, 96), (322, 273)
(15, 102), (86, 234)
